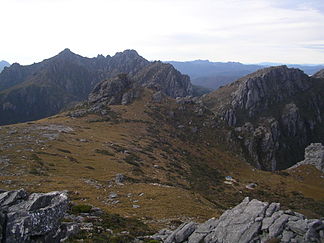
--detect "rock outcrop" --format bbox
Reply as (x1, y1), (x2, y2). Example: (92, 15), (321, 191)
(87, 62), (193, 107)
(290, 143), (324, 172)
(152, 197), (324, 243)
(0, 189), (75, 243)
(203, 66), (324, 170)
(88, 73), (138, 105)
(133, 61), (193, 98)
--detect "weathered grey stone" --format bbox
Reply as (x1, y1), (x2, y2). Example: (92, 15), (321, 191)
(115, 174), (124, 184)
(165, 222), (187, 243)
(162, 197), (324, 243)
(204, 198), (268, 243)
(305, 220), (324, 242)
(0, 211), (5, 241)
(261, 210), (284, 231)
(5, 191), (69, 243)
(151, 229), (172, 241)
(108, 192), (118, 199)
(287, 220), (308, 235)
(0, 189), (28, 209)
(265, 202), (280, 217)
(268, 214), (289, 238)
(281, 230), (295, 242)
(188, 218), (219, 243)
(174, 222), (197, 242)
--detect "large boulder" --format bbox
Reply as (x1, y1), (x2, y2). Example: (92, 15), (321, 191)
(0, 189), (72, 243)
(159, 197), (324, 243)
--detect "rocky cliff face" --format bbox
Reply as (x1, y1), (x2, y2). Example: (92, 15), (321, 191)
(153, 197), (324, 243)
(88, 73), (140, 106)
(133, 61), (192, 98)
(0, 49), (151, 125)
(203, 66), (324, 170)
(87, 62), (193, 108)
(290, 143), (324, 172)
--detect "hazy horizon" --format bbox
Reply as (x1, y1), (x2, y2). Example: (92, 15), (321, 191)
(2, 0), (324, 65)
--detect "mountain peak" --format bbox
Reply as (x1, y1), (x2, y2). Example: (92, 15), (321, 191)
(237, 65), (297, 80)
(114, 49), (141, 59)
(313, 69), (324, 79)
(57, 48), (76, 56)
(229, 66), (310, 116)
(204, 66), (311, 124)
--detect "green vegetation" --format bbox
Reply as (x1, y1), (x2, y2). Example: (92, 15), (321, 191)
(67, 211), (153, 243)
(70, 204), (92, 214)
(95, 149), (115, 156)
(124, 153), (142, 166)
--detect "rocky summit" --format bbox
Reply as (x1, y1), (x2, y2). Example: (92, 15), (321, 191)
(153, 197), (324, 243)
(203, 65), (324, 170)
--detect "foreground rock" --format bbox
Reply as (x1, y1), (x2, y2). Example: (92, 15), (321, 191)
(290, 143), (324, 172)
(0, 189), (77, 243)
(152, 197), (324, 243)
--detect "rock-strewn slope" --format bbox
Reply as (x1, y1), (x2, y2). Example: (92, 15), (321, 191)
(153, 197), (324, 243)
(203, 66), (324, 170)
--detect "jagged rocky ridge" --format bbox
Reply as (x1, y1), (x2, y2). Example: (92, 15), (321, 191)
(0, 49), (148, 125)
(0, 49), (192, 125)
(203, 66), (324, 170)
(153, 197), (324, 243)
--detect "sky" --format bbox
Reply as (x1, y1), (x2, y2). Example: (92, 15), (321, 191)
(1, 0), (324, 65)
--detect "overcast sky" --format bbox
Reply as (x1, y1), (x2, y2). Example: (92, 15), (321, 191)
(1, 0), (324, 65)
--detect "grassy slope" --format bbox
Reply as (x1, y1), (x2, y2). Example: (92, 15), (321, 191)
(0, 90), (323, 230)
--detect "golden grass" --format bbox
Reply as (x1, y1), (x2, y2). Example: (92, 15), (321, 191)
(0, 90), (324, 229)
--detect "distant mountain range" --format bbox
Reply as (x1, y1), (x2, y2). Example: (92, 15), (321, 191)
(0, 49), (193, 125)
(168, 60), (324, 90)
(0, 60), (10, 72)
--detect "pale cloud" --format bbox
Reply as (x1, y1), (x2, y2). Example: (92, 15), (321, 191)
(1, 0), (324, 64)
